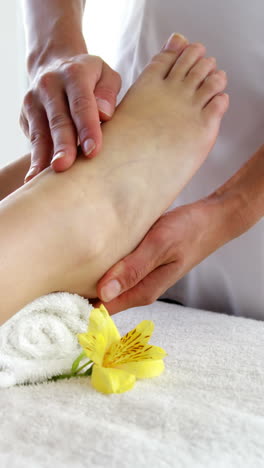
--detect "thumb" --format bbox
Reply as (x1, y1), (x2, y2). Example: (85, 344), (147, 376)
(97, 234), (158, 303)
(94, 62), (121, 120)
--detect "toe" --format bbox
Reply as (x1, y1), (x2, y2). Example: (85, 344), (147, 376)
(184, 57), (216, 90)
(203, 93), (229, 125)
(195, 70), (227, 108)
(166, 43), (206, 81)
(144, 33), (189, 79)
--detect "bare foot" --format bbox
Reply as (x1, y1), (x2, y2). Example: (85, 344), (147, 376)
(0, 35), (229, 321)
(51, 35), (229, 297)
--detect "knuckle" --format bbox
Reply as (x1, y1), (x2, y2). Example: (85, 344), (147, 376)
(140, 290), (156, 306)
(89, 55), (101, 66)
(124, 262), (142, 288)
(154, 227), (170, 246)
(64, 61), (83, 78)
(38, 71), (56, 92)
(151, 225), (178, 263)
(49, 112), (71, 130)
(71, 95), (92, 114)
(29, 130), (47, 146)
(86, 55), (101, 68)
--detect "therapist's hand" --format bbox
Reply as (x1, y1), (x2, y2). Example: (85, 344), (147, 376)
(96, 198), (231, 314)
(96, 141), (264, 314)
(96, 154), (260, 316)
(21, 54), (121, 183)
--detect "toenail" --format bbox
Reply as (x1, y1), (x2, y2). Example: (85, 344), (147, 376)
(164, 32), (188, 51)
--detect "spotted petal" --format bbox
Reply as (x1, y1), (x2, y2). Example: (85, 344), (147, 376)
(91, 364), (136, 394)
(104, 340), (167, 367)
(121, 320), (155, 348)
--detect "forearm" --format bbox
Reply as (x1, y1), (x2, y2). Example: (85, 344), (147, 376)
(0, 155), (30, 201)
(22, 0), (87, 75)
(207, 145), (264, 243)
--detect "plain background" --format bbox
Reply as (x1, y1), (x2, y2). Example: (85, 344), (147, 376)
(0, 0), (125, 168)
(0, 1), (28, 167)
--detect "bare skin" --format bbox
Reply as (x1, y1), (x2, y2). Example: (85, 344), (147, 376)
(0, 38), (228, 324)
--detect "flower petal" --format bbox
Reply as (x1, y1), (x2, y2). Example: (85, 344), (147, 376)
(104, 340), (167, 367)
(78, 332), (106, 365)
(117, 359), (165, 378)
(121, 320), (155, 348)
(87, 305), (120, 350)
(102, 320), (156, 366)
(91, 364), (136, 394)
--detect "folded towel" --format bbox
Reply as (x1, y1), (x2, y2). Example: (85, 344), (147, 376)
(0, 292), (93, 388)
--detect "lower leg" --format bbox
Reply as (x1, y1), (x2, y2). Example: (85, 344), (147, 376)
(0, 155), (30, 201)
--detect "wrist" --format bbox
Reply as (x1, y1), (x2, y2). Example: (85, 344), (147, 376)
(209, 145), (264, 238)
(204, 190), (248, 244)
(206, 145), (264, 241)
(27, 33), (88, 77)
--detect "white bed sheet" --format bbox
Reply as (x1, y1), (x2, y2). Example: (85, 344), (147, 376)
(0, 301), (264, 468)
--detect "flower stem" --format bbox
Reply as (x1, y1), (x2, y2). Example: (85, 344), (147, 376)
(74, 360), (92, 375)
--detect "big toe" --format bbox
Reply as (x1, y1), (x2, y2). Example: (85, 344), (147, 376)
(143, 32), (189, 79)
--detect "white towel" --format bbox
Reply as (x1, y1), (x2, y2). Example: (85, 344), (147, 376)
(1, 302), (264, 467)
(0, 292), (93, 388)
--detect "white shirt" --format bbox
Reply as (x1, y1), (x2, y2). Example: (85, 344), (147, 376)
(88, 0), (264, 319)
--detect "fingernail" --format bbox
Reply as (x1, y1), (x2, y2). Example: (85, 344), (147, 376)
(24, 166), (39, 183)
(164, 32), (188, 51)
(96, 98), (113, 117)
(101, 280), (121, 302)
(51, 151), (66, 164)
(83, 138), (96, 156)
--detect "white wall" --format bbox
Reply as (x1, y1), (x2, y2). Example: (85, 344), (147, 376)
(83, 0), (126, 68)
(0, 1), (28, 167)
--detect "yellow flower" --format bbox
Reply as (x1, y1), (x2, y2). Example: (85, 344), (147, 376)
(77, 305), (167, 394)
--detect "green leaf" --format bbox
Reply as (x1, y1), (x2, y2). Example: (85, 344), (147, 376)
(71, 351), (86, 374)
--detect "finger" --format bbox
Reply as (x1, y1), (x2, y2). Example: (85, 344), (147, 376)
(99, 262), (178, 315)
(97, 232), (160, 303)
(64, 63), (102, 158)
(24, 100), (53, 183)
(39, 79), (78, 172)
(94, 62), (121, 121)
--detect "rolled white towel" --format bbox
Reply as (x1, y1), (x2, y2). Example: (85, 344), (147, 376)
(0, 292), (93, 388)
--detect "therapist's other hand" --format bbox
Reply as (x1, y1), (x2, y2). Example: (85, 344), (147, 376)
(96, 197), (235, 314)
(21, 54), (121, 183)
(96, 143), (263, 314)
(96, 201), (213, 313)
